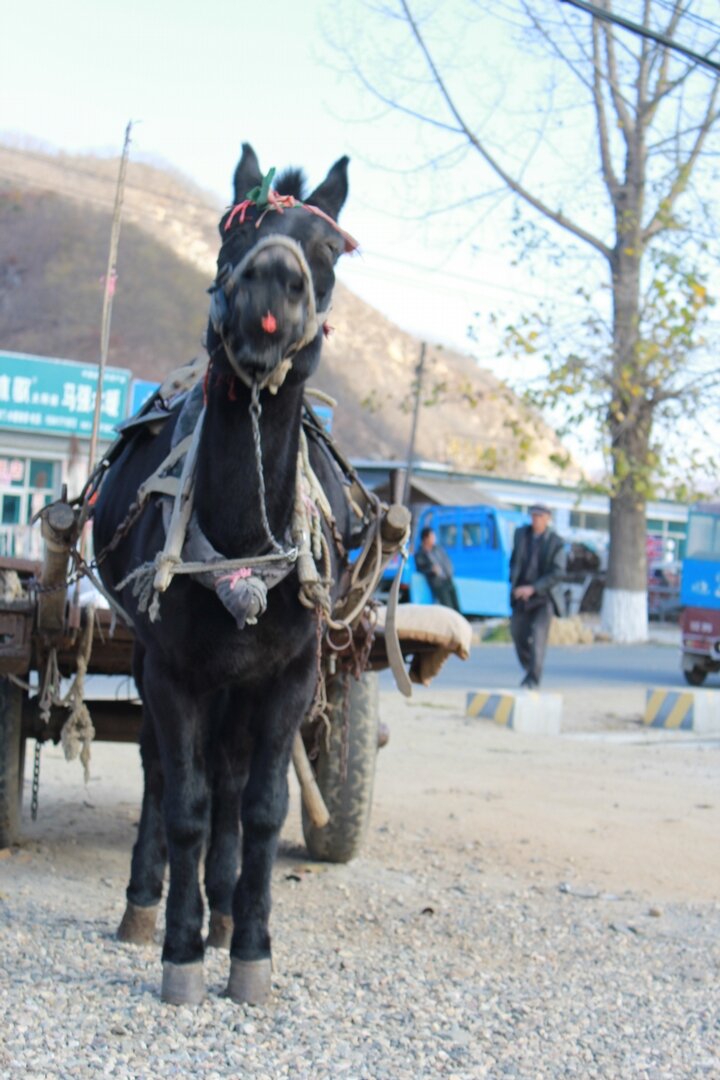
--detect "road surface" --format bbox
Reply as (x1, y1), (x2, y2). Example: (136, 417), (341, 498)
(383, 636), (704, 694)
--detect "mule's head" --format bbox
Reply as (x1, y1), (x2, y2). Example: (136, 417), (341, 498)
(207, 143), (354, 391)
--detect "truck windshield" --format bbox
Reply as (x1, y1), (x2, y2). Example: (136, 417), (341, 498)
(686, 512), (720, 560)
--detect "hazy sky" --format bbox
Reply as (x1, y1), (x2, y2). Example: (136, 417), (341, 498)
(4, 0), (718, 480)
(1, 0), (541, 365)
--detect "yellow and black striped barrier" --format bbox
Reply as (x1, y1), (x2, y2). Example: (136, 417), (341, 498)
(466, 689), (563, 734)
(644, 689), (694, 730)
(465, 691), (516, 727)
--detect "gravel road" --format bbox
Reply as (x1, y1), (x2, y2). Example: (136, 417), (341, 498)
(2, 683), (719, 1079)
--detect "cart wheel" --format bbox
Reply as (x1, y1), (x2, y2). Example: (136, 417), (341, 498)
(301, 671), (379, 864)
(0, 678), (24, 848)
(684, 665), (707, 687)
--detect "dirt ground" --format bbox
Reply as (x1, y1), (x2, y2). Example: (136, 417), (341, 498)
(370, 688), (720, 906)
(8, 684), (719, 907)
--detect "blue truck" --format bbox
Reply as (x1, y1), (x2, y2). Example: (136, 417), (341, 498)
(380, 503), (526, 617)
(679, 502), (720, 685)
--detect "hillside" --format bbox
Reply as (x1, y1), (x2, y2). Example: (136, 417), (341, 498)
(0, 142), (580, 481)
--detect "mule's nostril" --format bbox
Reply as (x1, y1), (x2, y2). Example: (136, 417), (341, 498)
(261, 311), (278, 334)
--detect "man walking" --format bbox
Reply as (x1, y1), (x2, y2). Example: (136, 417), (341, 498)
(509, 505), (565, 688)
(415, 526), (460, 611)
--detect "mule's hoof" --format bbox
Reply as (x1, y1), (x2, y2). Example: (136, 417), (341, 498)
(117, 902), (159, 945)
(206, 910), (233, 950)
(226, 957), (272, 1005)
(161, 961), (205, 1006)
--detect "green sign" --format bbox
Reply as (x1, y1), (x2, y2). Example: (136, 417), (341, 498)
(0, 351), (130, 439)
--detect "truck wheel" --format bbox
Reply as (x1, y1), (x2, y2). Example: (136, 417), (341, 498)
(0, 678), (24, 848)
(684, 666), (707, 687)
(301, 671), (379, 864)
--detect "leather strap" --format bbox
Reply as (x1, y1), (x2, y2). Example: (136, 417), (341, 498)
(384, 554), (412, 698)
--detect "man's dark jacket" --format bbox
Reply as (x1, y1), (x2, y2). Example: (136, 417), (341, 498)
(509, 525), (566, 613)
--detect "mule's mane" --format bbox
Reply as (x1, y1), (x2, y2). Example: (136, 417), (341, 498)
(273, 167), (306, 201)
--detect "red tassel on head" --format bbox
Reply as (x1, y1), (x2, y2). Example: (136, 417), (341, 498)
(261, 311), (277, 334)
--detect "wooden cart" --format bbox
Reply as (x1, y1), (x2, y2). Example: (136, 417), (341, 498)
(0, 553), (471, 858)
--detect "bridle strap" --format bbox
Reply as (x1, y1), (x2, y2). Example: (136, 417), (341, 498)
(210, 234), (327, 394)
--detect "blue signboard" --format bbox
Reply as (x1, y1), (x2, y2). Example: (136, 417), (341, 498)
(0, 351), (130, 439)
(130, 379), (160, 415)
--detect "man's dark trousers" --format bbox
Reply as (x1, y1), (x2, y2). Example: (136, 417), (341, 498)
(510, 599), (552, 684)
(431, 578), (460, 610)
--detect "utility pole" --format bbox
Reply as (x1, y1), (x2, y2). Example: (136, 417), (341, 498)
(74, 120), (132, 595)
(87, 120), (133, 474)
(402, 342), (427, 506)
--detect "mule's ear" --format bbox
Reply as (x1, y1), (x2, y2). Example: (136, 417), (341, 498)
(232, 144), (263, 202)
(306, 156), (349, 220)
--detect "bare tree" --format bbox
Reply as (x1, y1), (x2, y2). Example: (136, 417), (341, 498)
(337, 0), (720, 641)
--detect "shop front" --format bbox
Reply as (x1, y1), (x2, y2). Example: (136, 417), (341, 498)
(0, 351), (130, 559)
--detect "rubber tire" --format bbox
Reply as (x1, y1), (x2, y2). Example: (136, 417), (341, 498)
(301, 670), (379, 864)
(684, 666), (708, 687)
(0, 678), (24, 848)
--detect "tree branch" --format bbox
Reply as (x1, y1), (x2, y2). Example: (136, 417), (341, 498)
(599, 16), (634, 145)
(643, 81), (720, 242)
(591, 18), (620, 199)
(398, 0), (612, 259)
(347, 54), (464, 137)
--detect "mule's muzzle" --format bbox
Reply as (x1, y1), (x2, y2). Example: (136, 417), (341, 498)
(210, 235), (320, 391)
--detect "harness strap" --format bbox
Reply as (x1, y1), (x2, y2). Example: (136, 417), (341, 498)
(104, 378), (411, 690)
(152, 415), (205, 594)
(137, 433), (195, 503)
(384, 555), (412, 697)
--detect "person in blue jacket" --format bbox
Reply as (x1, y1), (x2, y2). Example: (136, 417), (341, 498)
(509, 504), (565, 688)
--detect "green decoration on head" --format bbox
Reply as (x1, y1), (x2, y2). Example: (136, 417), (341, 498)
(245, 167), (277, 208)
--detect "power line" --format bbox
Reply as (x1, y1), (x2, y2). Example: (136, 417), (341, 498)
(342, 248), (609, 312)
(647, 0), (720, 37)
(560, 0), (720, 74)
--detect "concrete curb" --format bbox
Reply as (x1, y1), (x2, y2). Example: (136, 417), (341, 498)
(466, 689), (563, 735)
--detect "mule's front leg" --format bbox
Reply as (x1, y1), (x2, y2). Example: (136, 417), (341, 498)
(143, 662), (210, 1005)
(226, 676), (313, 1004)
(204, 716), (250, 950)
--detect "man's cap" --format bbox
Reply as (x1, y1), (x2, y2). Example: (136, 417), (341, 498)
(529, 503), (552, 516)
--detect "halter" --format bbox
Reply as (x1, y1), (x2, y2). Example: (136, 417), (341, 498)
(209, 233), (325, 394)
(208, 176), (358, 395)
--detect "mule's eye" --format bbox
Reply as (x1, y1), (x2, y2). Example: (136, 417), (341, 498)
(287, 271), (305, 299)
(325, 241), (340, 261)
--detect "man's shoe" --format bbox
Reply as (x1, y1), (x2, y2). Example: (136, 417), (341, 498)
(521, 675), (539, 689)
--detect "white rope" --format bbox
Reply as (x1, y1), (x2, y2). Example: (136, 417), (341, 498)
(36, 611), (97, 782)
(59, 608), (96, 781)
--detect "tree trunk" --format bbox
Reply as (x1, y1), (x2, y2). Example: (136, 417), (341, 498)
(603, 198), (648, 643)
(603, 479), (648, 643)
(603, 367), (651, 642)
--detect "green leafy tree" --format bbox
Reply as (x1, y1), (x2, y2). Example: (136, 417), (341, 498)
(336, 0), (720, 640)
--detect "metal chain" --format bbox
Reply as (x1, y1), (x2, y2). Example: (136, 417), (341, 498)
(31, 740), (41, 821)
(249, 381), (292, 556)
